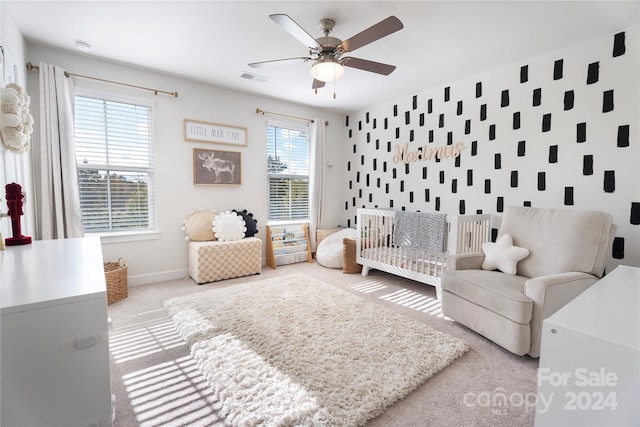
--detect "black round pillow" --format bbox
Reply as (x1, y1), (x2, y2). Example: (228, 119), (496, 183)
(233, 209), (258, 237)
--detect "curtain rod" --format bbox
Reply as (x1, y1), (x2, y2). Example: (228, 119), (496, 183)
(256, 108), (329, 126)
(26, 62), (178, 98)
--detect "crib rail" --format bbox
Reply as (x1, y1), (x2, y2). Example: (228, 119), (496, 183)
(356, 208), (491, 287)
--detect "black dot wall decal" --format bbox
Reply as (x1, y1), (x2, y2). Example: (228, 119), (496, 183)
(613, 31), (625, 57)
(393, 168), (397, 179)
(542, 113), (552, 132)
(360, 155), (365, 165)
(377, 177), (380, 188)
(618, 125), (630, 147)
(356, 171), (360, 182)
(612, 237), (624, 259)
(385, 183), (389, 193)
(455, 156), (461, 167)
(359, 189), (362, 198)
(373, 118), (377, 129)
(444, 86), (450, 101)
(603, 90), (614, 112)
(384, 118), (388, 129)
(369, 193), (373, 203)
(471, 141), (478, 156)
(517, 140), (526, 156)
(577, 122), (587, 142)
(428, 99), (433, 113)
(435, 197), (440, 211)
(549, 145), (558, 163)
(405, 111), (410, 125)
(353, 144), (357, 154)
(459, 200), (466, 215)
(564, 90), (574, 110)
(631, 202), (640, 225)
(358, 121), (362, 131)
(485, 179), (491, 193)
(538, 172), (546, 190)
(465, 119), (471, 134)
(366, 174), (370, 186)
(394, 105), (398, 116)
(347, 161), (351, 171)
(429, 130), (434, 142)
(422, 167), (427, 180)
(524, 201), (531, 207)
(439, 171), (445, 184)
(495, 153), (502, 169)
(395, 128), (400, 138)
(604, 170), (615, 193)
(587, 62), (599, 84)
(375, 139), (380, 150)
(497, 197), (504, 212)
(521, 65), (529, 83)
(467, 169), (473, 186)
(365, 112), (369, 123)
(554, 59), (564, 80)
(564, 187), (574, 205)
(425, 189), (430, 202)
(387, 141), (391, 152)
(345, 116), (349, 126)
(583, 155), (593, 175)
(480, 104), (487, 120)
(405, 163), (410, 175)
(349, 181), (352, 189)
(452, 179), (457, 193)
(501, 90), (509, 107)
(348, 129), (352, 138)
(409, 129), (414, 142)
(447, 132), (453, 145)
(476, 82), (482, 98)
(413, 95), (418, 110)
(400, 181), (404, 192)
(513, 112), (521, 129)
(457, 101), (463, 115)
(439, 114), (445, 128)
(366, 132), (370, 143)
(383, 161), (387, 172)
(533, 88), (542, 106)
(419, 113), (425, 126)
(489, 124), (496, 140)
(390, 200), (394, 208)
(491, 228), (498, 241)
(410, 191), (414, 203)
(511, 171), (518, 187)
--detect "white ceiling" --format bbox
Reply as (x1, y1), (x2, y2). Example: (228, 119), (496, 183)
(5, 1), (639, 113)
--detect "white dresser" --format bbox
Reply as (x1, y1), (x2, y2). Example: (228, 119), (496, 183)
(536, 265), (640, 426)
(1, 237), (113, 427)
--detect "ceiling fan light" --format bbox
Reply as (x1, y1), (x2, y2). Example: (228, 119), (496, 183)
(311, 59), (344, 82)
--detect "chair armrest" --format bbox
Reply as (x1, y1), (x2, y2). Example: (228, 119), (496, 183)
(524, 272), (598, 357)
(447, 252), (485, 270)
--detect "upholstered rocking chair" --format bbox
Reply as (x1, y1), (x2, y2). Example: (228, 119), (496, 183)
(441, 206), (616, 357)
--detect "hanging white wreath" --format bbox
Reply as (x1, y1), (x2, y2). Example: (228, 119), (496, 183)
(0, 82), (34, 153)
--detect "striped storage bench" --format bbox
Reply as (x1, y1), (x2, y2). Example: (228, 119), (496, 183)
(188, 237), (262, 284)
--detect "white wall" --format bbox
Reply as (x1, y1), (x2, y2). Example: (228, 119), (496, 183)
(25, 44), (346, 284)
(0, 3), (34, 240)
(343, 26), (640, 272)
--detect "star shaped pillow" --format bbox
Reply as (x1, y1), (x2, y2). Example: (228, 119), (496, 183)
(481, 234), (530, 275)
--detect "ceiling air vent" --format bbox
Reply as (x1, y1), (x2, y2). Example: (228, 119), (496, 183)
(240, 72), (269, 83)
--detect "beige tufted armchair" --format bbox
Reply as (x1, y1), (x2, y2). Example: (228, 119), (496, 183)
(441, 206), (616, 357)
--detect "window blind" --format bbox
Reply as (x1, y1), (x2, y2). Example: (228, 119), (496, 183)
(74, 95), (156, 233)
(266, 121), (310, 221)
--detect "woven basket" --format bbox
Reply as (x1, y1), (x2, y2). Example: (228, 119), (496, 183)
(104, 258), (128, 305)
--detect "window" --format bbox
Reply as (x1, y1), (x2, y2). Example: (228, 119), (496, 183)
(74, 94), (156, 234)
(266, 121), (309, 221)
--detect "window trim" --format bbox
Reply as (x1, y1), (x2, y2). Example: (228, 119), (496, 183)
(74, 88), (158, 237)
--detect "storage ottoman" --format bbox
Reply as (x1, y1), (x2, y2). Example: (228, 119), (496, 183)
(188, 237), (262, 284)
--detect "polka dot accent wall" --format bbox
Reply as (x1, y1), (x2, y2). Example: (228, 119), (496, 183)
(343, 27), (639, 269)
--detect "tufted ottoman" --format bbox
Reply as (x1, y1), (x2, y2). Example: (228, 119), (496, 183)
(188, 237), (262, 284)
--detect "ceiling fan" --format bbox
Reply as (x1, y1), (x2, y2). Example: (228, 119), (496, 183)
(249, 14), (404, 94)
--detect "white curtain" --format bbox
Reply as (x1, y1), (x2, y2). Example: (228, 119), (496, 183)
(309, 118), (325, 251)
(38, 62), (83, 239)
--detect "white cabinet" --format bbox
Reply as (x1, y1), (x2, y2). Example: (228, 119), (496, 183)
(1, 237), (113, 427)
(536, 265), (640, 426)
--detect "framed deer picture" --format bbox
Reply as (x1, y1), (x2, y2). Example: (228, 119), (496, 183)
(193, 148), (241, 185)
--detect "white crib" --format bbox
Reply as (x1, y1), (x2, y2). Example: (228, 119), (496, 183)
(356, 208), (491, 299)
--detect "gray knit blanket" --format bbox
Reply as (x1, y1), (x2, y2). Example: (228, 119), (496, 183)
(393, 211), (447, 252)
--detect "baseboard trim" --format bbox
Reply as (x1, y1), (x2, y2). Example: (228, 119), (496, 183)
(128, 269), (189, 286)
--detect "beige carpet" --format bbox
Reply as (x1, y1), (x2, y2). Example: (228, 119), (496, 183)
(107, 262), (539, 426)
(164, 273), (469, 426)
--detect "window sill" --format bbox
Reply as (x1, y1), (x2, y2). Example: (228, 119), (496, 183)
(88, 230), (161, 244)
(267, 219), (310, 227)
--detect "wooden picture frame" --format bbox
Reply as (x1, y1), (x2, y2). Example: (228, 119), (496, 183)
(193, 148), (241, 186)
(184, 119), (247, 146)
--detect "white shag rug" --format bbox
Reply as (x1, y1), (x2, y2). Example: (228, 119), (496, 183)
(164, 273), (468, 426)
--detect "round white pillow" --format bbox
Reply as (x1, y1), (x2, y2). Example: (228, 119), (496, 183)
(316, 228), (357, 268)
(213, 211), (247, 242)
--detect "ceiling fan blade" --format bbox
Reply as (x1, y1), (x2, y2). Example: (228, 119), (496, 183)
(270, 14), (322, 49)
(249, 57), (312, 68)
(338, 16), (403, 53)
(342, 57), (396, 75)
(312, 79), (326, 90)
